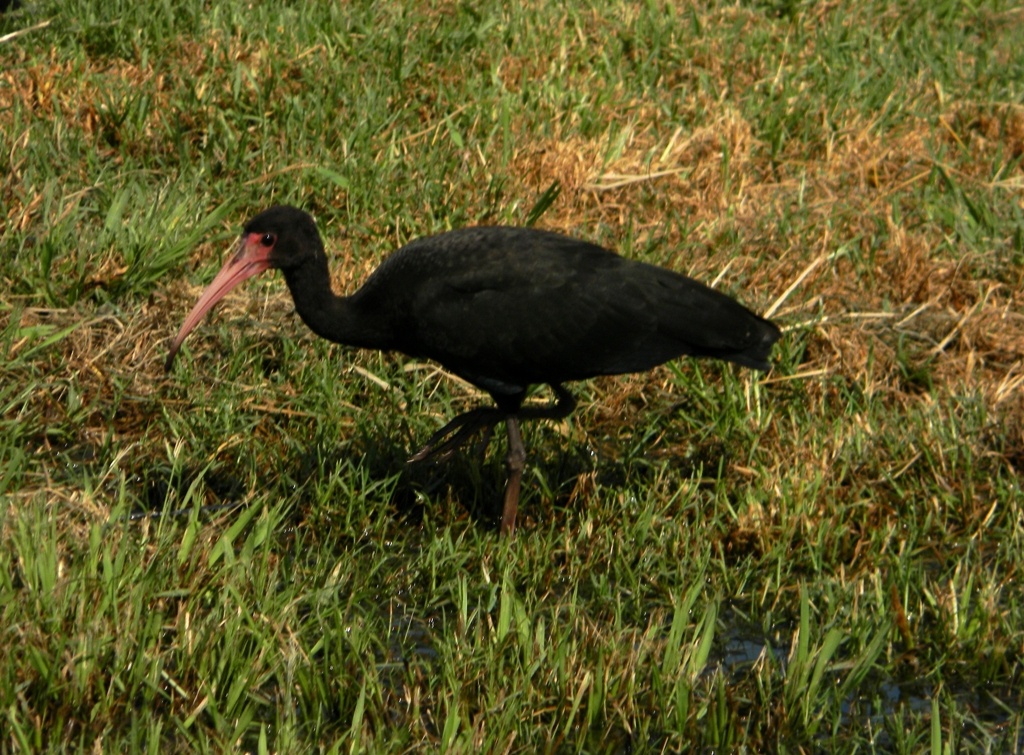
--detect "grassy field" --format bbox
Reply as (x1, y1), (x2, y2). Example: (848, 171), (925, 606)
(2, 0), (1023, 751)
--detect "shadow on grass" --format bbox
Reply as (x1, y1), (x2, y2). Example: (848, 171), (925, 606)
(347, 411), (738, 535)
(122, 427), (733, 538)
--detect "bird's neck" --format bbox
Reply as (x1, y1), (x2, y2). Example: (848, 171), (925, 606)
(281, 256), (391, 349)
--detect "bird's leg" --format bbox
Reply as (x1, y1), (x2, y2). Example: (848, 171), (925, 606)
(411, 384), (577, 535)
(407, 406), (503, 464)
(498, 385), (576, 536)
(410, 385), (574, 465)
(517, 383), (577, 421)
(501, 416), (526, 536)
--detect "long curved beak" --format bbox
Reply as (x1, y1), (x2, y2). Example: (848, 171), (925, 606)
(165, 235), (274, 372)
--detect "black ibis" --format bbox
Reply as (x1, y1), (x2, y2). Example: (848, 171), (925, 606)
(166, 205), (781, 534)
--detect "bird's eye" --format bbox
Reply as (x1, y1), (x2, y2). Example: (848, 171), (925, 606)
(260, 233), (276, 247)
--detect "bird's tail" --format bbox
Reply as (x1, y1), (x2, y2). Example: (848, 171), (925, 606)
(718, 317), (781, 372)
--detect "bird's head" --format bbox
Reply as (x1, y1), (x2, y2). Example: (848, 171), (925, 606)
(164, 205), (320, 371)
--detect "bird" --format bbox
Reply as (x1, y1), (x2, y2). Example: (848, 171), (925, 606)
(166, 205), (781, 535)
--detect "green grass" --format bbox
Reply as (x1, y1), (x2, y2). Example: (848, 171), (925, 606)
(2, 0), (1023, 751)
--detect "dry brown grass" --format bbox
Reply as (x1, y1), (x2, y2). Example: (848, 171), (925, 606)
(2, 3), (1023, 749)
(3, 2), (1022, 511)
(8, 49), (1023, 510)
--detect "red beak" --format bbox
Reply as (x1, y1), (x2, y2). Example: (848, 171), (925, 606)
(165, 234), (275, 371)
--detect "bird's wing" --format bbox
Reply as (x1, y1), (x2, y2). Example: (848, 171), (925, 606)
(365, 226), (778, 388)
(402, 252), (666, 387)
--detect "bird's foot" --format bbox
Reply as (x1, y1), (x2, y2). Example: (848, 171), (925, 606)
(407, 407), (502, 465)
